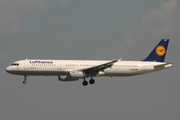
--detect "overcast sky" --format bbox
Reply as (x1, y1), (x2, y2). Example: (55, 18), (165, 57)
(0, 0), (180, 120)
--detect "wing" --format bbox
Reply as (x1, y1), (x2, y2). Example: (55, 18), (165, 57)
(80, 59), (119, 76)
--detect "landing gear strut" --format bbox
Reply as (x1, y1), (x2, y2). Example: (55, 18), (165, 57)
(23, 76), (27, 84)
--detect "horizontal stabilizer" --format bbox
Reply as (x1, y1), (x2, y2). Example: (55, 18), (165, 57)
(154, 62), (173, 69)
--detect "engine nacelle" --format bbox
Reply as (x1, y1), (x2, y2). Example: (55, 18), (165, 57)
(58, 76), (78, 81)
(68, 71), (86, 78)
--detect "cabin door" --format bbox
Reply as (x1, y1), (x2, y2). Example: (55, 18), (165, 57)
(24, 60), (29, 70)
(57, 61), (62, 70)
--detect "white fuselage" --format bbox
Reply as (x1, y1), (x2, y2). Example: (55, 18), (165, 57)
(5, 39), (172, 85)
(6, 59), (172, 78)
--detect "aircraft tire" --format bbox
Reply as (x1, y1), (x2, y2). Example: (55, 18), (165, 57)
(89, 79), (95, 84)
(23, 81), (27, 84)
(82, 81), (88, 86)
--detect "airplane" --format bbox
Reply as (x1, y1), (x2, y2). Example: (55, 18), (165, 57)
(6, 39), (173, 86)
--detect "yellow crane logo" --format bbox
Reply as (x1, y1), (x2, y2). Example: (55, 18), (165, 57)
(156, 45), (166, 56)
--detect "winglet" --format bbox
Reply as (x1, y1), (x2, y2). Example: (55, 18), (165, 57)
(143, 39), (169, 62)
(118, 58), (122, 61)
(112, 59), (118, 62)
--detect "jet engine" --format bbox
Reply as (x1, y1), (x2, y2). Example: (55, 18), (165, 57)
(68, 71), (86, 78)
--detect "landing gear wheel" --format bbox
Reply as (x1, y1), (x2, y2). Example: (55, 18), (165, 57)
(89, 79), (95, 84)
(23, 80), (27, 84)
(23, 76), (27, 84)
(82, 80), (88, 86)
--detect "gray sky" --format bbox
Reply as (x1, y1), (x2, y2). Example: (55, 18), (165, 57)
(0, 0), (180, 119)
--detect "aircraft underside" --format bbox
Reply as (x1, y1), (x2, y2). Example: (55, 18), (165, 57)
(12, 70), (151, 86)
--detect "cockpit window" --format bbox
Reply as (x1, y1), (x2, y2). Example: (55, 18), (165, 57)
(11, 63), (19, 66)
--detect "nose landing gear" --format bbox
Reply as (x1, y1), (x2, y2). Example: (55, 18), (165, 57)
(23, 76), (27, 84)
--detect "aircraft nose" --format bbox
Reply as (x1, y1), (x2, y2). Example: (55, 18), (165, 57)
(6, 66), (11, 73)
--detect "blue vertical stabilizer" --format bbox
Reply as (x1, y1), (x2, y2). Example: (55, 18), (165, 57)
(143, 39), (169, 62)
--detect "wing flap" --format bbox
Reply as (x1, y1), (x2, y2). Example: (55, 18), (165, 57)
(80, 59), (119, 76)
(83, 59), (118, 71)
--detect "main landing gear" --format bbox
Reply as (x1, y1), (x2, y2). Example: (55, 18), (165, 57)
(82, 78), (95, 86)
(23, 76), (27, 84)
